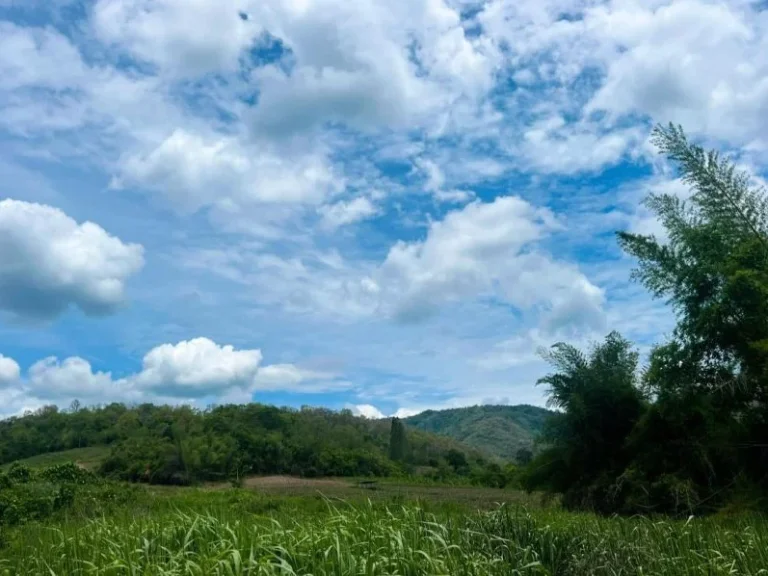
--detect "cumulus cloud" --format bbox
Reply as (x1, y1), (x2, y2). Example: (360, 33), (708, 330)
(5, 0), (768, 415)
(0, 354), (20, 387)
(0, 199), (145, 320)
(0, 22), (88, 91)
(27, 356), (125, 402)
(115, 130), (343, 214)
(0, 338), (352, 414)
(131, 337), (263, 397)
(93, 0), (259, 77)
(350, 404), (386, 419)
(584, 1), (768, 148)
(244, 0), (497, 137)
(375, 195), (604, 325)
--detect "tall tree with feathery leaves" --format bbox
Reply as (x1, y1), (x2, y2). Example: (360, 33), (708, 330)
(617, 123), (768, 505)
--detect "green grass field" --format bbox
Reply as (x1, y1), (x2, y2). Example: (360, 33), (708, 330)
(0, 474), (766, 575)
(0, 446), (109, 472)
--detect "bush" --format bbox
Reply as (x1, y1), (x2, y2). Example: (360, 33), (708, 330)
(38, 463), (97, 486)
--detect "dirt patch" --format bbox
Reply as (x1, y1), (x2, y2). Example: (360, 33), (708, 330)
(244, 476), (353, 489)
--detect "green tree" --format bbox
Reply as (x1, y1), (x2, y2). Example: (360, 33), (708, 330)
(446, 448), (469, 474)
(388, 418), (407, 462)
(617, 123), (768, 506)
(515, 448), (533, 466)
(523, 332), (645, 511)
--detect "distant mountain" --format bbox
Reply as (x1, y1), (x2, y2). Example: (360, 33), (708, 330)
(404, 404), (552, 461)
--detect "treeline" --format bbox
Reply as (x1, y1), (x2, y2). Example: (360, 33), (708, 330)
(523, 125), (768, 516)
(0, 402), (507, 486)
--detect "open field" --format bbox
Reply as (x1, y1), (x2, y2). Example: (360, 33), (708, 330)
(1, 470), (767, 575)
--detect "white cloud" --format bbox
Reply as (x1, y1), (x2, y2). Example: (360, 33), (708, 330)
(392, 407), (423, 418)
(418, 159), (475, 203)
(350, 403), (386, 419)
(0, 338), (353, 414)
(93, 0), (259, 77)
(244, 0), (498, 137)
(349, 404), (422, 419)
(585, 1), (768, 149)
(115, 129), (343, 215)
(318, 197), (379, 229)
(0, 199), (145, 320)
(131, 337), (262, 397)
(253, 363), (350, 392)
(27, 356), (126, 402)
(376, 195), (604, 325)
(517, 118), (644, 174)
(434, 189), (475, 204)
(0, 354), (20, 387)
(0, 22), (88, 91)
(4, 0), (766, 416)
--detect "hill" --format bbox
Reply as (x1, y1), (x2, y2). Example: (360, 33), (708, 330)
(404, 404), (552, 461)
(0, 403), (490, 484)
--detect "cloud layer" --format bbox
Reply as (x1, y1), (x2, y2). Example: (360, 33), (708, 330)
(0, 338), (351, 416)
(1, 0), (766, 416)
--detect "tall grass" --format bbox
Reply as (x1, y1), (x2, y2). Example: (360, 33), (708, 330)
(2, 499), (766, 575)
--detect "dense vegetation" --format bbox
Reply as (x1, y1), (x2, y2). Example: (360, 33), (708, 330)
(0, 462), (136, 531)
(405, 405), (551, 461)
(1, 476), (766, 575)
(0, 402), (516, 486)
(523, 124), (768, 516)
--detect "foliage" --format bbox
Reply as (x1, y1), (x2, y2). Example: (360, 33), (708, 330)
(0, 463), (105, 529)
(523, 332), (646, 512)
(524, 124), (768, 515)
(1, 496), (766, 575)
(388, 417), (408, 462)
(516, 448), (533, 465)
(0, 402), (492, 485)
(405, 404), (551, 460)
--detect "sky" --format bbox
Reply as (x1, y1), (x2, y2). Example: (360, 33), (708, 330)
(0, 0), (767, 419)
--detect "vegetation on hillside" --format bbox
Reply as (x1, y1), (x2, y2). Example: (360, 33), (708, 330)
(405, 404), (551, 461)
(0, 402), (516, 486)
(523, 124), (768, 515)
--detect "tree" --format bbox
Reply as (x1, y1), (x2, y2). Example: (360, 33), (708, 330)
(446, 448), (469, 473)
(617, 123), (768, 505)
(523, 332), (645, 511)
(515, 448), (533, 466)
(388, 418), (407, 462)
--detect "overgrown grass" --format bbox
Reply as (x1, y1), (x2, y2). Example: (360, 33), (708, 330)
(1, 490), (766, 575)
(0, 464), (765, 574)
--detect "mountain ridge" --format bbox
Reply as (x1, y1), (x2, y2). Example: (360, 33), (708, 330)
(403, 404), (552, 461)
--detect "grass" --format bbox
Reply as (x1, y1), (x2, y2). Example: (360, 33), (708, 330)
(0, 480), (766, 575)
(0, 446), (109, 472)
(2, 498), (767, 575)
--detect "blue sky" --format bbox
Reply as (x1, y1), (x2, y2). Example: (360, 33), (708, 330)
(0, 0), (767, 418)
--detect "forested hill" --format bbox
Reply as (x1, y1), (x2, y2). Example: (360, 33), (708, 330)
(404, 405), (551, 461)
(0, 402), (493, 485)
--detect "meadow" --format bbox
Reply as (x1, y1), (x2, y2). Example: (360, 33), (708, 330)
(0, 463), (766, 575)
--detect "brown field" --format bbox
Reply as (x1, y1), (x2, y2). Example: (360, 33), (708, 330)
(203, 475), (546, 509)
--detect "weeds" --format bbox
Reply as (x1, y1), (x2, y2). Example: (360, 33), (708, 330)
(1, 498), (766, 575)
